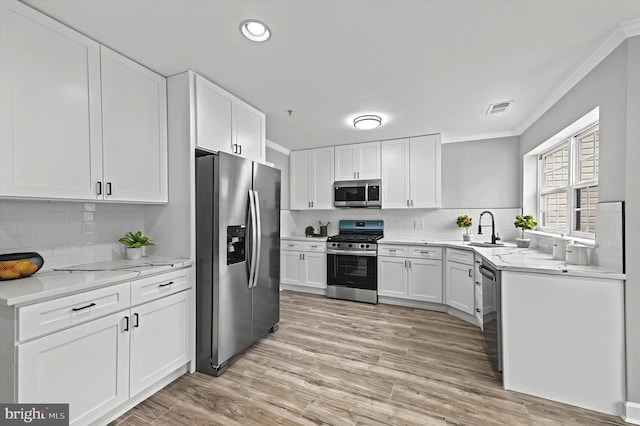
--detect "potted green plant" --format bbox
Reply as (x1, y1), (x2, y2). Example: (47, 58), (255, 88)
(119, 231), (154, 259)
(514, 215), (537, 248)
(456, 215), (473, 241)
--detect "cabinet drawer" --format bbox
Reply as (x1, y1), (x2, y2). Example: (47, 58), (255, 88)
(446, 248), (474, 265)
(378, 245), (408, 257)
(18, 282), (130, 341)
(303, 242), (326, 252)
(408, 246), (442, 259)
(281, 240), (303, 251)
(131, 268), (192, 306)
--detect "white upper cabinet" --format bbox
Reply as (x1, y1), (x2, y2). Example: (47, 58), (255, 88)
(235, 99), (266, 162)
(381, 134), (441, 209)
(0, 0), (168, 203)
(334, 142), (381, 181)
(194, 74), (234, 153)
(101, 47), (168, 203)
(0, 0), (103, 200)
(290, 147), (334, 210)
(193, 72), (265, 162)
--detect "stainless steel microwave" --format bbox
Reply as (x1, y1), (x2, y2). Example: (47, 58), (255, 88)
(334, 179), (381, 208)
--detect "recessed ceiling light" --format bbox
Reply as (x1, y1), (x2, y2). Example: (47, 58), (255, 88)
(240, 19), (271, 42)
(353, 115), (382, 130)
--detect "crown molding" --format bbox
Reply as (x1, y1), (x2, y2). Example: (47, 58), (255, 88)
(266, 139), (291, 155)
(441, 130), (520, 144)
(517, 18), (640, 136)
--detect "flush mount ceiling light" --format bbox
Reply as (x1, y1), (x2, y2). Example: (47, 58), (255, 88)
(353, 115), (382, 130)
(240, 19), (271, 42)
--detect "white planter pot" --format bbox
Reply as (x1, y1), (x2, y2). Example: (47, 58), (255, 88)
(126, 247), (142, 260)
(515, 238), (530, 248)
(462, 233), (472, 242)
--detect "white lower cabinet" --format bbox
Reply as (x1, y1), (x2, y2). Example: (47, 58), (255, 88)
(378, 245), (442, 302)
(281, 239), (326, 290)
(8, 267), (193, 425)
(18, 311), (130, 425)
(445, 249), (475, 315)
(129, 290), (190, 398)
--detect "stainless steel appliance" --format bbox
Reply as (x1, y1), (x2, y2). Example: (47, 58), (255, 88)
(326, 220), (383, 304)
(195, 152), (281, 376)
(479, 261), (502, 374)
(334, 179), (381, 208)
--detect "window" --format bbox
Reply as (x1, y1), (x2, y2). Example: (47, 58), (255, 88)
(538, 124), (599, 238)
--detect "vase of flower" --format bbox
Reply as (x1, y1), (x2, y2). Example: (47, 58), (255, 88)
(456, 215), (473, 242)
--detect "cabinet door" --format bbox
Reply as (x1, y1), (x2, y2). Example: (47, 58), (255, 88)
(18, 311), (129, 426)
(194, 74), (233, 153)
(235, 100), (265, 162)
(357, 142), (381, 179)
(290, 150), (311, 210)
(303, 252), (326, 289)
(101, 46), (168, 203)
(381, 139), (410, 209)
(408, 258), (443, 303)
(281, 250), (303, 285)
(334, 145), (356, 181)
(130, 290), (190, 397)
(310, 147), (335, 209)
(0, 0), (102, 200)
(410, 135), (441, 208)
(445, 261), (475, 315)
(377, 256), (407, 298)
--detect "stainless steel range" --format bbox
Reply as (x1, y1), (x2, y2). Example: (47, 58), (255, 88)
(326, 220), (383, 304)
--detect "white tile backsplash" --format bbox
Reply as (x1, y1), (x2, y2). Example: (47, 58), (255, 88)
(283, 207), (522, 242)
(0, 200), (145, 270)
(592, 201), (624, 273)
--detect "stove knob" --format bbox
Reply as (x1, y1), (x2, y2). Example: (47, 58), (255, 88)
(360, 244), (365, 248)
(348, 244), (352, 248)
(366, 244), (370, 248)
(332, 243), (337, 247)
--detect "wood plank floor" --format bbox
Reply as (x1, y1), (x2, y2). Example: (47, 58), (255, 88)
(111, 291), (627, 425)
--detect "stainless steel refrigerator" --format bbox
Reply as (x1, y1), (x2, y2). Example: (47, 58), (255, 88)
(195, 151), (280, 376)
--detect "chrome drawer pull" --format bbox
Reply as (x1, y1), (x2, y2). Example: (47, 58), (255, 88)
(158, 281), (174, 288)
(72, 302), (96, 312)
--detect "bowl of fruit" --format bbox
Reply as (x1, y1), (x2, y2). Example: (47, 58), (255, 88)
(0, 252), (44, 281)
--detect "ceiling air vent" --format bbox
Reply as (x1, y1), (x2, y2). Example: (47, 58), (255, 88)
(486, 100), (514, 115)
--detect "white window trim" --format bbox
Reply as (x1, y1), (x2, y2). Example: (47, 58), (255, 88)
(537, 122), (598, 239)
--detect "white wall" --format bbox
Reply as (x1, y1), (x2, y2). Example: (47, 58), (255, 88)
(266, 147), (290, 210)
(441, 136), (521, 208)
(520, 36), (639, 408)
(625, 35), (640, 406)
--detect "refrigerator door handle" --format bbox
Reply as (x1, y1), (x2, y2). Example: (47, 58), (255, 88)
(248, 189), (258, 288)
(253, 191), (262, 287)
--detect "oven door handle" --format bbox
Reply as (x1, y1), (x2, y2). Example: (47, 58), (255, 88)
(327, 249), (377, 257)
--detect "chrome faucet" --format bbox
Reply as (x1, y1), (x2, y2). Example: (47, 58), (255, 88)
(477, 211), (501, 244)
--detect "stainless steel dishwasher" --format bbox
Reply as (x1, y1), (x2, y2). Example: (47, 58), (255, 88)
(479, 261), (503, 374)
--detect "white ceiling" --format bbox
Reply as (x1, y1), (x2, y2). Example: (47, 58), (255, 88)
(22, 0), (640, 150)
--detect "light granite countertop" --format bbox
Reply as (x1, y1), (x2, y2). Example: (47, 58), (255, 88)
(281, 235), (328, 242)
(379, 238), (624, 280)
(0, 256), (193, 306)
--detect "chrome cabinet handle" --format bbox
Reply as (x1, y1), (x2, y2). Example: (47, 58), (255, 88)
(406, 200), (409, 207)
(123, 316), (129, 332)
(106, 182), (112, 195)
(133, 313), (139, 328)
(158, 281), (174, 288)
(410, 200), (414, 207)
(96, 182), (102, 195)
(468, 269), (473, 278)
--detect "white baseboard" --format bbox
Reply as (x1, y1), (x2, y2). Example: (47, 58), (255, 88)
(624, 401), (640, 425)
(280, 284), (326, 295)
